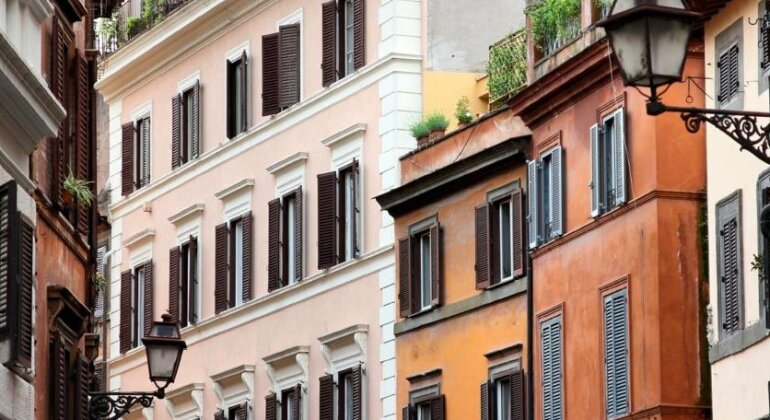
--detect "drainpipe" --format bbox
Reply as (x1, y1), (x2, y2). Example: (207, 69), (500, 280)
(527, 254), (534, 420)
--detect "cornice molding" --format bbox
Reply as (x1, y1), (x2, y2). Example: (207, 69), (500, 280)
(167, 203), (204, 224)
(321, 123), (367, 148)
(266, 152), (308, 176)
(123, 229), (156, 248)
(215, 178), (255, 201)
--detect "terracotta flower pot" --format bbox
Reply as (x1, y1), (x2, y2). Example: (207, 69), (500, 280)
(417, 135), (429, 145)
(62, 190), (74, 208)
(429, 129), (446, 141)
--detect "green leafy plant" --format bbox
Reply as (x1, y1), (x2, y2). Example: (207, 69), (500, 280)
(63, 172), (94, 207)
(424, 112), (450, 132)
(455, 96), (473, 125)
(526, 0), (581, 56)
(595, 0), (613, 17)
(95, 13), (119, 42)
(751, 253), (766, 283)
(409, 119), (430, 139)
(487, 30), (528, 105)
(124, 16), (141, 39)
(93, 272), (107, 292)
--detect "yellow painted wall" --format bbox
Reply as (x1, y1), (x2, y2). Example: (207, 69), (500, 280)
(423, 71), (488, 131)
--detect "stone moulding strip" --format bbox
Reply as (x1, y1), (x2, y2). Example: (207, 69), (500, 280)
(266, 152), (308, 175)
(167, 203), (204, 224)
(215, 179), (255, 201)
(321, 123), (368, 148)
(122, 229), (155, 248)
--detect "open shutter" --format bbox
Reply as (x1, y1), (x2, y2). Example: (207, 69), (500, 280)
(510, 370), (525, 420)
(763, 18), (770, 71)
(319, 374), (334, 420)
(475, 205), (491, 289)
(191, 80), (201, 159)
(237, 402), (248, 420)
(604, 290), (629, 418)
(266, 394), (278, 420)
(78, 357), (90, 420)
(480, 381), (491, 420)
(121, 122), (135, 196)
(729, 45), (740, 100)
(268, 198), (282, 291)
(511, 188), (525, 277)
(0, 182), (16, 338)
(550, 146), (563, 237)
(169, 247), (180, 320)
(51, 337), (67, 420)
(294, 186), (304, 281)
(189, 237), (199, 323)
(16, 219), (33, 367)
(590, 124), (600, 217)
(718, 195), (743, 335)
(75, 52), (90, 234)
(120, 270), (132, 353)
(94, 361), (106, 391)
(226, 60), (235, 139)
(322, 1), (337, 86)
(293, 383), (302, 419)
(141, 119), (151, 187)
(242, 212), (253, 302)
(318, 171), (338, 269)
(430, 223), (441, 306)
(143, 261), (154, 336)
(351, 161), (360, 257)
(51, 16), (65, 102)
(527, 160), (538, 249)
(215, 222), (229, 313)
(262, 33), (281, 116)
(240, 51), (249, 133)
(398, 237), (412, 317)
(172, 94), (181, 168)
(214, 410), (225, 420)
(279, 24), (301, 109)
(352, 364), (363, 420)
(430, 395), (445, 420)
(612, 108), (627, 205)
(353, 0), (366, 70)
(402, 406), (411, 420)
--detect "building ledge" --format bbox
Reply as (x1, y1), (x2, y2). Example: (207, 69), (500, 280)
(709, 322), (770, 363)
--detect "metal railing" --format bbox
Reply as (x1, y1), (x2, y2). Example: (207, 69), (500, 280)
(487, 30), (528, 105)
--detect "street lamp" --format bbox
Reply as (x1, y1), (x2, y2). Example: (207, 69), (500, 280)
(89, 314), (186, 420)
(597, 0), (770, 164)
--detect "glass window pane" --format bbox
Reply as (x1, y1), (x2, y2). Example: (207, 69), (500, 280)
(344, 171), (355, 260)
(542, 156), (552, 233)
(496, 378), (511, 420)
(345, 0), (355, 75)
(417, 403), (431, 420)
(421, 234), (432, 309)
(500, 201), (512, 280)
(344, 374), (354, 420)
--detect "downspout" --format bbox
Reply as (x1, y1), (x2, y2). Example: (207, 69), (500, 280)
(527, 254), (534, 420)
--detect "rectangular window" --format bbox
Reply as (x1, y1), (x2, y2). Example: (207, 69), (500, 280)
(268, 188), (303, 292)
(338, 370), (355, 420)
(227, 53), (248, 138)
(528, 147), (563, 249)
(282, 387), (301, 420)
(131, 266), (145, 348)
(716, 191), (743, 337)
(541, 315), (563, 420)
(343, 0), (355, 75)
(419, 232), (432, 310)
(476, 186), (525, 289)
(182, 88), (195, 164)
(317, 162), (360, 270)
(215, 212), (253, 313)
(498, 199), (513, 281)
(398, 220), (441, 317)
(604, 289), (629, 418)
(416, 402), (431, 420)
(179, 238), (198, 328)
(135, 117), (151, 189)
(262, 24), (301, 115)
(285, 195), (297, 285)
(232, 219), (244, 306)
(590, 108), (627, 217)
(321, 0), (365, 86)
(481, 367), (525, 420)
(121, 261), (152, 353)
(758, 171), (770, 327)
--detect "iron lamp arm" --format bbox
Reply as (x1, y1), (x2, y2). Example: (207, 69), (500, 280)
(88, 389), (164, 420)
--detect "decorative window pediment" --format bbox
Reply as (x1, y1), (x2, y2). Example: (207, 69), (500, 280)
(319, 324), (367, 373)
(263, 346), (309, 392)
(164, 383), (204, 420)
(211, 364), (255, 409)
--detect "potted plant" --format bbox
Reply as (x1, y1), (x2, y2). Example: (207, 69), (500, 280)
(124, 16), (141, 40)
(409, 119), (430, 144)
(455, 96), (474, 128)
(93, 272), (107, 292)
(425, 112), (450, 141)
(526, 0), (581, 56)
(63, 172), (94, 208)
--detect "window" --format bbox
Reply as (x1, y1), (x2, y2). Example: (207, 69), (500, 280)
(590, 108), (627, 217)
(715, 19), (743, 110)
(215, 213), (253, 314)
(528, 147), (563, 249)
(480, 368), (525, 420)
(268, 187), (303, 291)
(757, 170), (770, 326)
(476, 186), (525, 289)
(402, 392), (444, 420)
(49, 333), (91, 420)
(215, 402), (248, 420)
(603, 289), (629, 418)
(317, 162), (361, 269)
(171, 81), (201, 168)
(717, 45), (740, 107)
(281, 385), (302, 420)
(540, 315), (563, 420)
(760, 5), (770, 77)
(121, 117), (151, 195)
(131, 265), (145, 347)
(262, 24), (301, 116)
(179, 238), (199, 327)
(716, 191), (743, 337)
(319, 365), (363, 420)
(227, 52), (249, 138)
(398, 219), (441, 317)
(321, 0), (365, 86)
(340, 370), (354, 420)
(120, 261), (153, 353)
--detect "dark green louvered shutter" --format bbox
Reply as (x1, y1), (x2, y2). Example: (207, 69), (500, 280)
(541, 316), (563, 420)
(604, 289), (629, 418)
(717, 193), (743, 336)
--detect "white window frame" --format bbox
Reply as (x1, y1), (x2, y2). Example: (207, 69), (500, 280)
(224, 41), (251, 142)
(130, 102), (152, 188)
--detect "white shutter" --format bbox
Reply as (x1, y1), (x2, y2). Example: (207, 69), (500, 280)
(550, 146), (563, 237)
(527, 160), (539, 249)
(612, 108), (627, 206)
(590, 124), (601, 217)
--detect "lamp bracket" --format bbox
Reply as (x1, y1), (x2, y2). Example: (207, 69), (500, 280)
(88, 390), (163, 420)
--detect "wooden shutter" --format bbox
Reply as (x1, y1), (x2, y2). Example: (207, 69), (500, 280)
(16, 219), (33, 367)
(541, 316), (563, 420)
(352, 364), (362, 420)
(590, 124), (601, 217)
(75, 52), (90, 234)
(279, 24), (301, 109)
(227, 60), (235, 139)
(511, 188), (526, 277)
(480, 381), (491, 420)
(475, 205), (491, 289)
(262, 33), (281, 116)
(527, 160), (538, 249)
(718, 195), (743, 335)
(322, 1), (337, 86)
(189, 237), (199, 323)
(169, 247), (180, 321)
(78, 357), (90, 420)
(237, 402), (248, 420)
(763, 21), (770, 71)
(51, 337), (67, 420)
(318, 171), (338, 269)
(550, 146), (563, 237)
(140, 118), (151, 187)
(120, 270), (132, 353)
(351, 161), (360, 257)
(293, 186), (304, 281)
(214, 409), (225, 420)
(319, 374), (334, 420)
(215, 222), (229, 313)
(510, 370), (525, 420)
(612, 108), (627, 206)
(430, 395), (445, 420)
(172, 94), (182, 168)
(353, 0), (366, 70)
(191, 80), (201, 159)
(604, 290), (629, 418)
(121, 122), (135, 196)
(240, 51), (249, 133)
(402, 406), (411, 420)
(430, 223), (441, 306)
(293, 383), (302, 420)
(398, 237), (412, 317)
(143, 261), (154, 336)
(51, 16), (65, 102)
(94, 360), (106, 391)
(266, 393), (278, 420)
(0, 181), (17, 337)
(242, 212), (253, 302)
(268, 198), (282, 291)
(729, 45), (739, 100)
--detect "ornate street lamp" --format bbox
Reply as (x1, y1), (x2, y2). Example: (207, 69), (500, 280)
(89, 314), (186, 420)
(597, 0), (770, 164)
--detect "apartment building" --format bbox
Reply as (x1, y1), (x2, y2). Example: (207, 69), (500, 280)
(704, 0), (770, 417)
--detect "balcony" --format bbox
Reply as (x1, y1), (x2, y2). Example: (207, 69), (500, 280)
(487, 30), (528, 107)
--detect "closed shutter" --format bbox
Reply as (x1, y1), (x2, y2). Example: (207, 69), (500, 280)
(604, 289), (629, 418)
(402, 406), (411, 420)
(140, 118), (151, 187)
(0, 181), (17, 337)
(75, 52), (90, 234)
(169, 247), (180, 321)
(511, 188), (525, 277)
(480, 381), (491, 420)
(293, 383), (302, 419)
(510, 370), (526, 420)
(430, 395), (445, 420)
(266, 393), (278, 420)
(527, 160), (539, 249)
(121, 122), (135, 196)
(16, 219), (33, 367)
(51, 337), (67, 420)
(78, 357), (90, 420)
(214, 409), (225, 420)
(215, 222), (229, 313)
(268, 198), (282, 291)
(550, 147), (563, 237)
(322, 1), (337, 86)
(293, 186), (304, 281)
(172, 94), (181, 168)
(717, 194), (743, 335)
(143, 261), (154, 336)
(541, 316), (563, 420)
(590, 124), (600, 217)
(398, 237), (412, 317)
(319, 374), (334, 420)
(240, 51), (249, 133)
(279, 24), (301, 109)
(262, 33), (281, 116)
(475, 205), (490, 289)
(353, 0), (366, 70)
(318, 171), (338, 269)
(237, 402), (248, 420)
(430, 224), (441, 306)
(191, 80), (201, 159)
(612, 108), (627, 206)
(242, 212), (253, 302)
(120, 270), (132, 353)
(352, 364), (363, 420)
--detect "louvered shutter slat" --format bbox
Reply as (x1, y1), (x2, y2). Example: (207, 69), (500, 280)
(121, 123), (135, 196)
(552, 321), (563, 419)
(214, 409), (225, 420)
(242, 212), (253, 302)
(318, 171), (338, 269)
(0, 182), (15, 338)
(75, 52), (91, 234)
(78, 357), (90, 420)
(480, 381), (490, 420)
(729, 45), (739, 99)
(279, 24), (301, 109)
(52, 337), (66, 420)
(266, 394), (277, 420)
(143, 261), (154, 336)
(590, 124), (600, 216)
(294, 187), (304, 281)
(321, 1), (337, 86)
(319, 374), (334, 420)
(510, 370), (525, 420)
(475, 205), (491, 289)
(215, 223), (229, 313)
(268, 198), (282, 291)
(550, 147), (563, 237)
(171, 95), (181, 168)
(120, 270), (132, 353)
(398, 237), (412, 317)
(763, 24), (770, 71)
(527, 160), (539, 248)
(511, 188), (525, 277)
(352, 364), (363, 420)
(262, 33), (280, 116)
(430, 395), (445, 420)
(612, 108), (627, 206)
(141, 118), (151, 187)
(353, 0), (366, 70)
(240, 51), (249, 133)
(16, 220), (33, 367)
(430, 223), (441, 306)
(237, 402), (248, 420)
(169, 247), (180, 321)
(402, 406), (411, 420)
(293, 384), (302, 419)
(191, 80), (201, 159)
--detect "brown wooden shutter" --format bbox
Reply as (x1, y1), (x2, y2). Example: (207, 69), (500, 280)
(351, 161), (360, 257)
(431, 395), (445, 420)
(262, 33), (281, 116)
(319, 374), (334, 420)
(242, 212), (253, 302)
(511, 188), (526, 278)
(279, 24), (301, 109)
(398, 237), (411, 317)
(353, 0), (366, 70)
(215, 222), (229, 313)
(78, 357), (90, 420)
(237, 402), (248, 420)
(240, 51), (249, 133)
(430, 224), (441, 306)
(214, 409), (225, 420)
(120, 270), (132, 353)
(352, 364), (362, 420)
(268, 198), (282, 291)
(94, 360), (106, 391)
(51, 17), (67, 207)
(226, 60), (235, 139)
(480, 381), (490, 420)
(510, 370), (525, 420)
(321, 1), (337, 86)
(266, 393), (278, 420)
(51, 337), (66, 420)
(121, 122), (135, 196)
(169, 247), (180, 321)
(475, 205), (490, 289)
(293, 186), (303, 281)
(189, 237), (199, 323)
(293, 383), (302, 419)
(191, 80), (201, 159)
(402, 406), (411, 420)
(50, 16), (65, 102)
(318, 171), (338, 269)
(143, 261), (153, 336)
(75, 52), (90, 234)
(16, 219), (33, 367)
(172, 94), (181, 168)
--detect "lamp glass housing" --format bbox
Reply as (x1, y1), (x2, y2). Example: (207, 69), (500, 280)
(142, 315), (186, 390)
